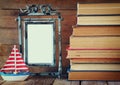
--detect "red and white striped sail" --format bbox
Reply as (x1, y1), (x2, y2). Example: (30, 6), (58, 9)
(0, 45), (29, 73)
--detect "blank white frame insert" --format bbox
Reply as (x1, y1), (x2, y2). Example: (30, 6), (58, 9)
(25, 23), (55, 66)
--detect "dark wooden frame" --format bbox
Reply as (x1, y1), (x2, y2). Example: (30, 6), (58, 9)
(17, 4), (63, 78)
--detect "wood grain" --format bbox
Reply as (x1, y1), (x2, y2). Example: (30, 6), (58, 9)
(0, 28), (18, 44)
(71, 81), (80, 85)
(108, 82), (120, 85)
(0, 10), (18, 16)
(53, 79), (71, 85)
(0, 16), (17, 28)
(0, 44), (18, 56)
(0, 56), (8, 68)
(0, 0), (120, 10)
(81, 81), (107, 85)
(1, 77), (120, 85)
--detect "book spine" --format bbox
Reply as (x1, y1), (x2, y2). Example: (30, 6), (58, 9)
(70, 63), (120, 71)
(77, 3), (120, 15)
(68, 71), (120, 80)
(72, 26), (120, 36)
(70, 58), (120, 64)
(70, 36), (120, 48)
(77, 16), (120, 25)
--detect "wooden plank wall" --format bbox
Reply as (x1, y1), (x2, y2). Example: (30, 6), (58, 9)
(0, 0), (120, 73)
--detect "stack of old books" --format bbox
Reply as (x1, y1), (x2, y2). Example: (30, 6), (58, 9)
(67, 3), (120, 80)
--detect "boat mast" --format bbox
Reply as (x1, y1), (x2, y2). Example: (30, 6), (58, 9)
(14, 45), (17, 74)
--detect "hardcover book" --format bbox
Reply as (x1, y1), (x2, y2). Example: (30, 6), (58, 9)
(77, 3), (120, 15)
(72, 26), (120, 36)
(68, 71), (120, 80)
(70, 58), (120, 64)
(77, 16), (120, 25)
(70, 36), (120, 49)
(70, 63), (120, 71)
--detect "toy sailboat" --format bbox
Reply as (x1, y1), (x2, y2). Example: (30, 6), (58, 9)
(0, 45), (30, 81)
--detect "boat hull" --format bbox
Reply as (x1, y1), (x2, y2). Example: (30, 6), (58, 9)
(0, 73), (29, 81)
